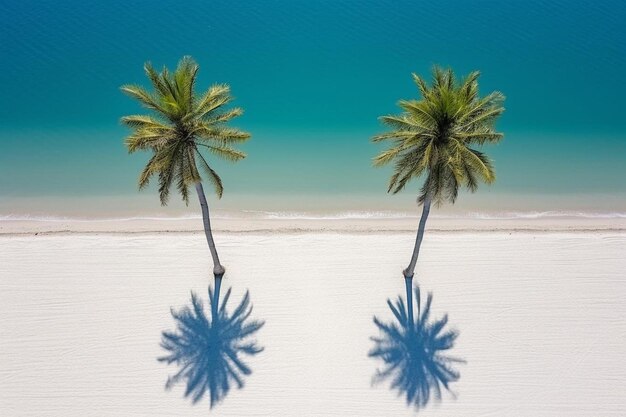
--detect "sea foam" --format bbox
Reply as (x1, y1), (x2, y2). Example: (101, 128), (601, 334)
(1, 210), (625, 222)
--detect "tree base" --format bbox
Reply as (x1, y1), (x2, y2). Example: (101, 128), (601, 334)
(213, 265), (225, 277)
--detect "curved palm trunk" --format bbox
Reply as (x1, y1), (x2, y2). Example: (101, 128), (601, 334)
(195, 182), (225, 317)
(402, 198), (431, 324)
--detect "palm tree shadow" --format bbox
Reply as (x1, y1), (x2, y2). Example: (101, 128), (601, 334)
(369, 286), (464, 410)
(158, 285), (264, 407)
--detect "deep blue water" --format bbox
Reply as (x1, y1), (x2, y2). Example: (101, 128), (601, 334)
(1, 0), (625, 205)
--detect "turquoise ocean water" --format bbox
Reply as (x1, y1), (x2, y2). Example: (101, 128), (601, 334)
(1, 0), (625, 217)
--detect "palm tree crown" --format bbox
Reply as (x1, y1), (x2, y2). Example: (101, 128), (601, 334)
(373, 67), (505, 206)
(121, 56), (250, 205)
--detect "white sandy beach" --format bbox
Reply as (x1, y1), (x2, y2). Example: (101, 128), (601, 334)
(1, 226), (625, 416)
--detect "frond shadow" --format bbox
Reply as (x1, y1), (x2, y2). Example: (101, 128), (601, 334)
(159, 285), (264, 407)
(369, 286), (464, 410)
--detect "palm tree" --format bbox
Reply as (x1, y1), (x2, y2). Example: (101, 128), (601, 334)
(372, 67), (504, 322)
(121, 56), (250, 309)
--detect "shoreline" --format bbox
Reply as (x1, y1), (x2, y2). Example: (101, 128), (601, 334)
(1, 217), (625, 235)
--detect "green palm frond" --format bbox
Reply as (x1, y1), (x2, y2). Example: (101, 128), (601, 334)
(121, 56), (250, 204)
(461, 147), (495, 183)
(138, 153), (160, 190)
(124, 131), (173, 153)
(120, 85), (168, 116)
(373, 147), (404, 167)
(411, 73), (431, 98)
(373, 66), (505, 205)
(120, 115), (167, 129)
(388, 140), (431, 194)
(398, 100), (438, 127)
(144, 63), (171, 98)
(204, 108), (244, 124)
(192, 84), (232, 121)
(379, 115), (415, 131)
(459, 70), (480, 103)
(195, 124), (251, 143)
(177, 152), (191, 204)
(198, 143), (246, 162)
(196, 150), (224, 198)
(372, 130), (420, 143)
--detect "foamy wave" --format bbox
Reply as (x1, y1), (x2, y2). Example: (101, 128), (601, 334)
(241, 210), (416, 220)
(0, 214), (202, 222)
(451, 211), (626, 220)
(1, 210), (625, 222)
(244, 210), (626, 220)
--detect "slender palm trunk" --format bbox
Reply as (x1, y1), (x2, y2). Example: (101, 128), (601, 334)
(402, 198), (431, 324)
(195, 182), (225, 317)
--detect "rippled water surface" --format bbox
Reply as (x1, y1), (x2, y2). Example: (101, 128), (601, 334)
(0, 0), (625, 207)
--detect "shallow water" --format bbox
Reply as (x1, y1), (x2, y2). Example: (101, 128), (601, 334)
(1, 1), (626, 202)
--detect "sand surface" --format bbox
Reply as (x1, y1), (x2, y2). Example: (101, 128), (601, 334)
(1, 231), (625, 416)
